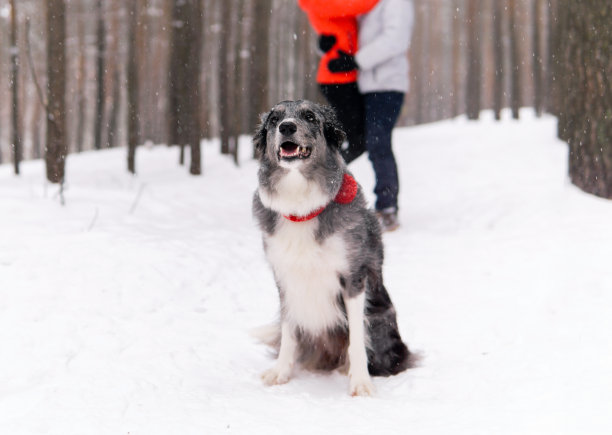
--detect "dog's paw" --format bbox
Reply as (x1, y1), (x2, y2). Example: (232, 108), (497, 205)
(261, 366), (292, 386)
(349, 377), (375, 397)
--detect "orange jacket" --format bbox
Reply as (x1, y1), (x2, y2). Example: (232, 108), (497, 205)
(298, 0), (379, 84)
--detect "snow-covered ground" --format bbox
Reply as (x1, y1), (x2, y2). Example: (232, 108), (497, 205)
(1, 111), (611, 434)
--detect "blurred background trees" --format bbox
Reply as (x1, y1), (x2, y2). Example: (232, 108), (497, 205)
(0, 0), (610, 198)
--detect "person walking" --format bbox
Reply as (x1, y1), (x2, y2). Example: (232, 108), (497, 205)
(328, 0), (414, 231)
(297, 0), (379, 163)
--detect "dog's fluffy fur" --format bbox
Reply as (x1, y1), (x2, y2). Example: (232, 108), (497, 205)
(252, 100), (414, 396)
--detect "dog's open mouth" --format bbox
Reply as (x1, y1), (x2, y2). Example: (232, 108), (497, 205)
(279, 141), (311, 160)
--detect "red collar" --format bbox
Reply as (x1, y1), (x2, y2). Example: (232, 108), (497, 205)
(283, 173), (358, 222)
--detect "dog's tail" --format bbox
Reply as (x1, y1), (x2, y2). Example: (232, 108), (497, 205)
(249, 322), (281, 349)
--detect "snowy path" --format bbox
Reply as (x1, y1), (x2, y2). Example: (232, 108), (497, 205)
(1, 113), (611, 434)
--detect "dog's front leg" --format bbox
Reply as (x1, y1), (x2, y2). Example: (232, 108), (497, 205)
(345, 291), (375, 396)
(261, 321), (297, 386)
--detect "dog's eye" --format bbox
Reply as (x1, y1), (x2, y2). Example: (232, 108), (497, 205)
(304, 112), (316, 123)
(268, 115), (279, 126)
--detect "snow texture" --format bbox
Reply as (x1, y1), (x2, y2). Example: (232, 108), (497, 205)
(1, 111), (611, 434)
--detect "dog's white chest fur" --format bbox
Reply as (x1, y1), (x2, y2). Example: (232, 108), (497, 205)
(265, 218), (348, 334)
(258, 168), (329, 217)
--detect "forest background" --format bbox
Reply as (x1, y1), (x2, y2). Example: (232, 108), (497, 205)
(0, 0), (610, 198)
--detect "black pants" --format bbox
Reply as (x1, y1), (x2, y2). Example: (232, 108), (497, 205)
(319, 83), (366, 163)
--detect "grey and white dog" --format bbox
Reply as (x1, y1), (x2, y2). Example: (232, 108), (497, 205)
(252, 100), (414, 396)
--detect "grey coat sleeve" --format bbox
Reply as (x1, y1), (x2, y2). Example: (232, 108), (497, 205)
(354, 0), (414, 72)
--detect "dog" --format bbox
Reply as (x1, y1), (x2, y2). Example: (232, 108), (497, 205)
(252, 100), (414, 396)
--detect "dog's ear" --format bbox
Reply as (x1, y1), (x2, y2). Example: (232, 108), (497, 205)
(322, 105), (347, 150)
(253, 111), (270, 158)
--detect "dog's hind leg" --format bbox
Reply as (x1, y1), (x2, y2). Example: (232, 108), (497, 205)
(261, 321), (297, 386)
(345, 291), (375, 396)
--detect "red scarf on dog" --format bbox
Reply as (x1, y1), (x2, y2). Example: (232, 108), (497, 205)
(283, 173), (358, 222)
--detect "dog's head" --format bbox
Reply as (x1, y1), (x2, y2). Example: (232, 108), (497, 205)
(253, 100), (346, 167)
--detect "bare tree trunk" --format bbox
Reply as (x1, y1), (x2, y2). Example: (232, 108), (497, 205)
(552, 0), (570, 140)
(140, 0), (153, 143)
(285, 3), (297, 100)
(127, 0), (140, 174)
(167, 0), (202, 174)
(189, 0), (203, 175)
(303, 19), (320, 104)
(105, 0), (121, 149)
(492, 0), (504, 120)
(294, 10), (308, 102)
(451, 0), (462, 119)
(561, 1), (612, 198)
(94, 0), (106, 150)
(532, 0), (544, 117)
(218, 0), (237, 156)
(106, 71), (121, 149)
(429, 0), (444, 121)
(31, 95), (43, 159)
(24, 17), (45, 160)
(508, 0), (521, 119)
(10, 0), (21, 174)
(230, 0), (244, 165)
(46, 0), (67, 187)
(546, 0), (561, 117)
(239, 0), (254, 136)
(75, 6), (87, 153)
(421, 3), (432, 122)
(465, 0), (481, 120)
(218, 0), (229, 154)
(201, 0), (212, 139)
(251, 0), (271, 130)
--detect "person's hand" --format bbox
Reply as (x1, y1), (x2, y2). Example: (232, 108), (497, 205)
(328, 50), (359, 73)
(318, 34), (336, 53)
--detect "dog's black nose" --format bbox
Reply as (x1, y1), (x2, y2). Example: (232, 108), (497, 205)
(279, 121), (297, 136)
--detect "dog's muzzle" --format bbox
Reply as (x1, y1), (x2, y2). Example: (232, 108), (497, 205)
(277, 122), (311, 160)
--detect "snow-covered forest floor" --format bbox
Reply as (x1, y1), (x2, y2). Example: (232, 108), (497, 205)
(1, 111), (611, 434)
